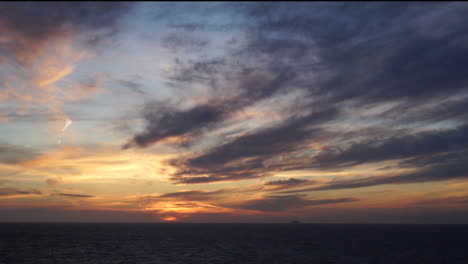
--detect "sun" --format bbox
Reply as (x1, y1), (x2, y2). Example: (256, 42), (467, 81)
(162, 216), (177, 222)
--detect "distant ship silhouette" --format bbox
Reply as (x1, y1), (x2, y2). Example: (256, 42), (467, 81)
(290, 220), (301, 224)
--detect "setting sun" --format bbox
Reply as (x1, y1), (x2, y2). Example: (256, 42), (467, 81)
(162, 216), (177, 222)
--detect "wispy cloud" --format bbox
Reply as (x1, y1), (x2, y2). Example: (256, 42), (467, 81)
(0, 187), (42, 198)
(233, 195), (358, 212)
(122, 3), (468, 192)
(57, 193), (94, 198)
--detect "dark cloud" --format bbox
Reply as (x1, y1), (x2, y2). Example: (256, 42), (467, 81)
(225, 1), (468, 137)
(135, 190), (228, 209)
(127, 7), (314, 152)
(58, 193), (94, 198)
(170, 107), (338, 183)
(124, 102), (229, 148)
(266, 178), (309, 186)
(284, 152), (468, 193)
(241, 2), (468, 104)
(170, 23), (206, 32)
(312, 124), (468, 169)
(0, 187), (42, 196)
(381, 97), (468, 124)
(159, 190), (224, 201)
(151, 2), (233, 31)
(117, 79), (146, 95)
(264, 178), (319, 191)
(152, 187), (358, 213)
(0, 207), (159, 223)
(46, 177), (63, 186)
(412, 195), (468, 206)
(168, 58), (227, 84)
(125, 3), (468, 188)
(398, 150), (467, 169)
(0, 2), (134, 64)
(0, 144), (38, 164)
(188, 109), (336, 168)
(234, 195), (358, 212)
(162, 33), (209, 53)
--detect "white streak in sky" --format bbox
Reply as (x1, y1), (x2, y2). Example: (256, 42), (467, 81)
(62, 119), (73, 132)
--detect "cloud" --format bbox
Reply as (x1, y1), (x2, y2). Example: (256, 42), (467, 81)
(159, 190), (225, 201)
(169, 107), (338, 183)
(264, 178), (320, 191)
(124, 52), (303, 150)
(0, 2), (134, 134)
(135, 186), (358, 215)
(21, 146), (82, 169)
(46, 176), (63, 186)
(0, 187), (42, 197)
(189, 109), (336, 168)
(283, 151), (468, 193)
(240, 2), (468, 104)
(411, 195), (468, 206)
(0, 144), (38, 165)
(162, 32), (209, 53)
(124, 102), (230, 148)
(0, 39), (86, 127)
(135, 190), (229, 212)
(266, 178), (309, 186)
(311, 124), (468, 169)
(234, 195), (358, 212)
(136, 190), (233, 215)
(117, 79), (146, 95)
(57, 193), (94, 198)
(3, 2), (467, 221)
(0, 2), (133, 65)
(120, 3), (468, 190)
(381, 96), (468, 124)
(0, 207), (159, 223)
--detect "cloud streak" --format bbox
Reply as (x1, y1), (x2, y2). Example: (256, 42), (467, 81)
(169, 107), (338, 183)
(0, 2), (133, 65)
(118, 3), (468, 190)
(57, 193), (94, 198)
(234, 195), (358, 212)
(124, 102), (229, 148)
(0, 187), (42, 198)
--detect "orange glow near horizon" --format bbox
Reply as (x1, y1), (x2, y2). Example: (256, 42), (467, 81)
(162, 216), (177, 222)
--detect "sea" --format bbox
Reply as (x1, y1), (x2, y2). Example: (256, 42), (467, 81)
(1, 223), (467, 263)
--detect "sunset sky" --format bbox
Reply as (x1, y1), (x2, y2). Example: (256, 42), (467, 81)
(1, 2), (468, 223)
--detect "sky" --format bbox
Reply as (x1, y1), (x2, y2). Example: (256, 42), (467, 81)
(1, 2), (468, 223)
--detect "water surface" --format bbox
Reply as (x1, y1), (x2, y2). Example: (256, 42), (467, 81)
(1, 223), (467, 263)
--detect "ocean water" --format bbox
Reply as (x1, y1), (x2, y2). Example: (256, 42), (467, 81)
(1, 223), (467, 264)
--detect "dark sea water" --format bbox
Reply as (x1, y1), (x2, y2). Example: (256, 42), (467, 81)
(1, 223), (468, 264)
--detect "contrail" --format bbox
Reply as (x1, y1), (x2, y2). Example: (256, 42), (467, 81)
(58, 118), (73, 144)
(62, 118), (73, 132)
